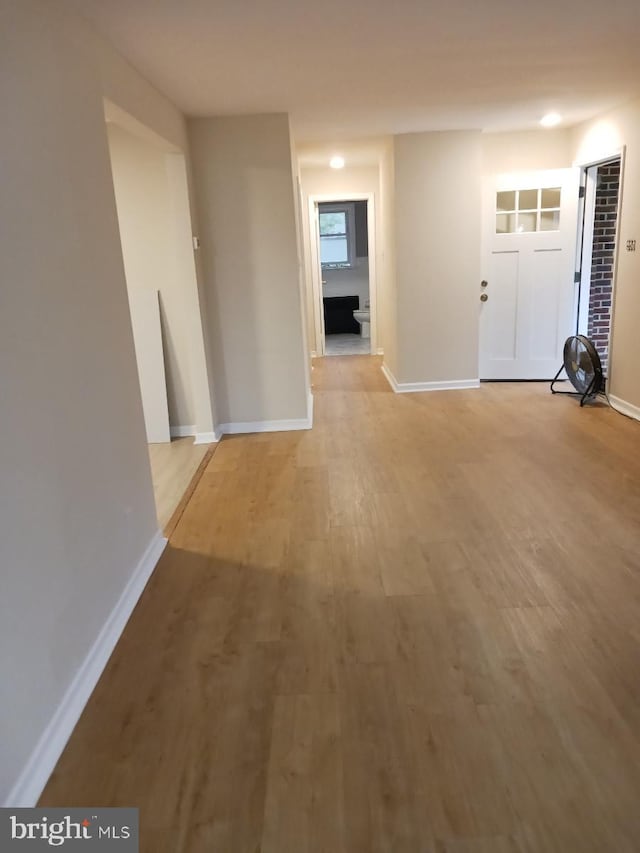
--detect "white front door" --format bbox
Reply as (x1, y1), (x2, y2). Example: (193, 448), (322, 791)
(479, 169), (579, 380)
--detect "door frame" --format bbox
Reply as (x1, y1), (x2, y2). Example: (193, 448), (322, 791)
(573, 147), (626, 380)
(308, 192), (377, 356)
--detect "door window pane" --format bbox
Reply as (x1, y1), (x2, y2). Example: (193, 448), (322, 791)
(518, 189), (538, 210)
(496, 213), (516, 234)
(540, 210), (560, 231)
(496, 185), (562, 233)
(517, 212), (537, 233)
(541, 188), (561, 209)
(497, 191), (516, 212)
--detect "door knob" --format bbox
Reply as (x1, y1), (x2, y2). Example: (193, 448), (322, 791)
(480, 293), (488, 302)
(481, 280), (488, 287)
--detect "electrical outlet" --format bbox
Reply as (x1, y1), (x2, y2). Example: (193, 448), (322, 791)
(626, 239), (636, 252)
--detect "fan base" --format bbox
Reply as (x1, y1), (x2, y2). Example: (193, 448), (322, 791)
(550, 369), (601, 407)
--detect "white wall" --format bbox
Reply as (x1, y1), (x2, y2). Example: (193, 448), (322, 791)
(481, 129), (572, 174)
(392, 131), (482, 384)
(299, 164), (381, 354)
(164, 152), (218, 435)
(189, 114), (310, 426)
(571, 99), (640, 410)
(66, 10), (190, 156)
(0, 0), (166, 804)
(107, 123), (196, 430)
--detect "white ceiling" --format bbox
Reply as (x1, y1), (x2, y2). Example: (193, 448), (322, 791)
(69, 0), (640, 142)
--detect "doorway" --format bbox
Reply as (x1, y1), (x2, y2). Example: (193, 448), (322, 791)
(575, 156), (622, 380)
(309, 194), (377, 356)
(105, 103), (213, 531)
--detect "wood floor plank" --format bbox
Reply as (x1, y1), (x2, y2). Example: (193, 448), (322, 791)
(261, 694), (345, 853)
(40, 356), (640, 852)
(338, 661), (435, 852)
(277, 538), (337, 695)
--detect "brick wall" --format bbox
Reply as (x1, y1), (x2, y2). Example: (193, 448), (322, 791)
(587, 160), (620, 375)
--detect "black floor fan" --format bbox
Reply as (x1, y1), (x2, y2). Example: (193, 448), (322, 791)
(551, 335), (605, 406)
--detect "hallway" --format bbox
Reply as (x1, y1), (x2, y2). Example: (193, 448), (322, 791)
(41, 356), (640, 851)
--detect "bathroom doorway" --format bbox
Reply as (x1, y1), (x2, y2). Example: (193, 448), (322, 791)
(309, 194), (377, 356)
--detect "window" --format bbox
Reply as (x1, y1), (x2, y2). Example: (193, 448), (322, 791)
(319, 203), (355, 268)
(496, 187), (561, 234)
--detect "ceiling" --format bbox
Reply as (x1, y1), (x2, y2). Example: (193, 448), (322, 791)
(69, 0), (640, 142)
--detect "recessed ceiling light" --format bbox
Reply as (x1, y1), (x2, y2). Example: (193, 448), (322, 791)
(329, 155), (345, 169)
(540, 112), (562, 128)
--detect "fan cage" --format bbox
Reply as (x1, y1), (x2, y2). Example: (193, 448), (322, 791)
(550, 335), (604, 406)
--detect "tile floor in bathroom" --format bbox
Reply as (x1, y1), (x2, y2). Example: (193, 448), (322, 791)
(324, 333), (371, 356)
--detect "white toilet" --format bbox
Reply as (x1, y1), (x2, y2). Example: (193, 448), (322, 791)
(353, 309), (370, 338)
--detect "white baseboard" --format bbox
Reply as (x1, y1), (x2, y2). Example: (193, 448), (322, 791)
(609, 394), (640, 421)
(217, 393), (314, 437)
(169, 424), (196, 438)
(217, 419), (310, 435)
(381, 363), (397, 390)
(171, 426), (220, 444)
(4, 531), (167, 807)
(194, 430), (220, 444)
(381, 363), (480, 394)
(307, 391), (314, 428)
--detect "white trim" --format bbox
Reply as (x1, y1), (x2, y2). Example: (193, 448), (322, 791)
(575, 151), (625, 359)
(381, 363), (398, 391)
(376, 348), (384, 356)
(365, 198), (378, 355)
(308, 198), (326, 356)
(573, 147), (626, 392)
(170, 424), (196, 438)
(382, 363), (479, 394)
(573, 146), (626, 169)
(609, 395), (640, 422)
(194, 430), (220, 444)
(576, 166), (597, 336)
(5, 531), (167, 807)
(307, 391), (314, 428)
(608, 150), (626, 386)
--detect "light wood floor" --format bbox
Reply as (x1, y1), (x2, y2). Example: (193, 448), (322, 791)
(148, 438), (209, 531)
(42, 356), (640, 851)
